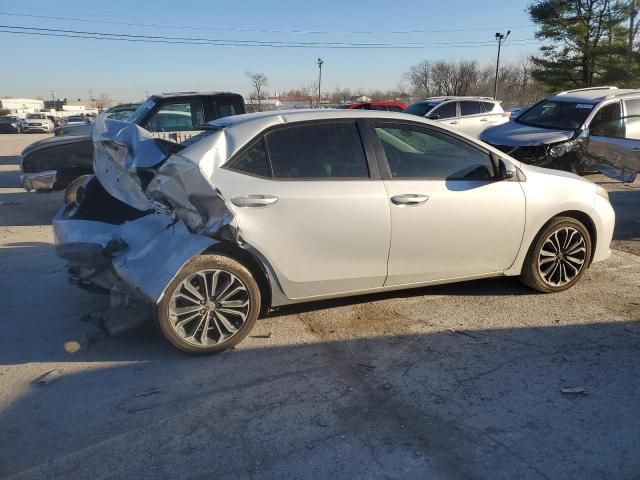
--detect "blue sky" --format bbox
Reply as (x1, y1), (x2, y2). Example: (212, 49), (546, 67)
(1, 0), (540, 102)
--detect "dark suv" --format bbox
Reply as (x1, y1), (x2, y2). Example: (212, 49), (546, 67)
(20, 92), (246, 192)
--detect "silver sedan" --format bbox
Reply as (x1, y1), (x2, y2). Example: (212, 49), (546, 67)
(54, 109), (615, 354)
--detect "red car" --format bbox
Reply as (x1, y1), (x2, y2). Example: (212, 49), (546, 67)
(340, 101), (408, 112)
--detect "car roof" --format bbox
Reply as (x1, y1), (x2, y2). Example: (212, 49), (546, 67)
(417, 96), (498, 103)
(152, 91), (243, 99)
(549, 87), (640, 103)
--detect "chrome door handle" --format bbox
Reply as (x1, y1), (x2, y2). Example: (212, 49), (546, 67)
(231, 195), (279, 208)
(480, 118), (489, 122)
(448, 121), (459, 125)
(391, 194), (429, 206)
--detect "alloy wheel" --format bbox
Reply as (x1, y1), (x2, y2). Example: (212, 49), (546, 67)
(168, 269), (251, 346)
(537, 227), (587, 287)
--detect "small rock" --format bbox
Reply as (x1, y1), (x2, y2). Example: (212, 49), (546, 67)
(561, 387), (588, 396)
(317, 418), (330, 427)
(383, 383), (392, 390)
(250, 332), (272, 339)
(35, 369), (62, 385)
(340, 435), (346, 439)
(64, 341), (82, 354)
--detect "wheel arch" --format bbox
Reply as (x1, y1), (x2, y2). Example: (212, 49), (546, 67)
(201, 241), (273, 313)
(527, 210), (598, 267)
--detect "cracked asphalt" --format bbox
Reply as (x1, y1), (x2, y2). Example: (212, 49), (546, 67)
(1, 133), (639, 479)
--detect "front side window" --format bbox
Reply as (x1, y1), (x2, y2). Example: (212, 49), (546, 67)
(431, 102), (457, 119)
(460, 101), (482, 116)
(591, 116), (640, 140)
(625, 98), (640, 116)
(404, 102), (440, 117)
(147, 101), (205, 132)
(590, 102), (622, 131)
(265, 122), (369, 179)
(374, 123), (495, 180)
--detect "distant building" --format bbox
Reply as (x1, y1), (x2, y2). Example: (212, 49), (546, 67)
(0, 98), (44, 116)
(44, 99), (67, 111)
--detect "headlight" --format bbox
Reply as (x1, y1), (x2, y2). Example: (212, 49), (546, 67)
(596, 185), (609, 201)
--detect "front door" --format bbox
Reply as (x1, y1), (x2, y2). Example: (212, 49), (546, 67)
(370, 121), (526, 285)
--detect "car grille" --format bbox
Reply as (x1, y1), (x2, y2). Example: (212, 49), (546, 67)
(28, 123), (43, 127)
(490, 144), (552, 164)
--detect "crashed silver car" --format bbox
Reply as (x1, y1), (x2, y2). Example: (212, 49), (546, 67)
(54, 110), (615, 354)
(480, 86), (640, 182)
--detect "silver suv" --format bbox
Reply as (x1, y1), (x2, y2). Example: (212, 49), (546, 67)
(480, 86), (640, 182)
(403, 97), (509, 137)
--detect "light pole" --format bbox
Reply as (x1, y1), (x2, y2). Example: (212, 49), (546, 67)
(317, 58), (324, 107)
(493, 30), (510, 100)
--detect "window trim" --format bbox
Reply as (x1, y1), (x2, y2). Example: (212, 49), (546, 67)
(364, 119), (499, 181)
(222, 118), (381, 181)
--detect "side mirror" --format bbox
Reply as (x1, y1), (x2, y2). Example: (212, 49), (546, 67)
(497, 157), (517, 180)
(427, 113), (440, 120)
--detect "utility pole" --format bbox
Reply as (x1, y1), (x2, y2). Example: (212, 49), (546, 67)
(493, 31), (510, 100)
(317, 58), (324, 108)
(627, 0), (637, 77)
(50, 90), (55, 111)
(89, 89), (94, 108)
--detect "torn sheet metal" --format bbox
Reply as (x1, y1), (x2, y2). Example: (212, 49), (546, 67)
(92, 116), (174, 211)
(92, 116), (236, 239)
(578, 136), (640, 183)
(53, 209), (216, 303)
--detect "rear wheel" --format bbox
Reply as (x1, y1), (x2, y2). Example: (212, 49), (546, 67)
(157, 255), (260, 354)
(520, 217), (592, 293)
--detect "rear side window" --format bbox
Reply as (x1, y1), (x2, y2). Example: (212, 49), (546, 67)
(481, 102), (497, 113)
(227, 140), (271, 178)
(460, 101), (482, 116)
(265, 122), (369, 179)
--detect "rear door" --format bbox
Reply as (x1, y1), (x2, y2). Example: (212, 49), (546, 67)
(216, 120), (391, 299)
(458, 101), (489, 137)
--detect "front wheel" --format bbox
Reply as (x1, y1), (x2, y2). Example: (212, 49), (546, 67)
(157, 255), (261, 354)
(520, 217), (592, 293)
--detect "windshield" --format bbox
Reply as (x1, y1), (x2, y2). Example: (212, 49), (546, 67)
(0, 117), (16, 123)
(68, 116), (83, 122)
(404, 102), (440, 117)
(127, 99), (156, 125)
(516, 100), (595, 130)
(27, 114), (45, 119)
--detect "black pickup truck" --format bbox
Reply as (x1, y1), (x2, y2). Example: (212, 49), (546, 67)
(20, 91), (246, 191)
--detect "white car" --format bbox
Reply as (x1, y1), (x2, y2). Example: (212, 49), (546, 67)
(65, 115), (88, 126)
(54, 109), (615, 354)
(22, 113), (54, 133)
(404, 97), (510, 137)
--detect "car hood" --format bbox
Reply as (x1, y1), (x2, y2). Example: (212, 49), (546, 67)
(480, 121), (575, 146)
(21, 134), (91, 157)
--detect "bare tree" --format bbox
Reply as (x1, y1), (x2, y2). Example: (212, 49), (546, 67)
(405, 60), (431, 97)
(94, 93), (111, 112)
(300, 85), (317, 107)
(246, 72), (268, 112)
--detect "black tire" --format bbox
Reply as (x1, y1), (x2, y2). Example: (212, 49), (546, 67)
(520, 216), (592, 293)
(157, 254), (261, 354)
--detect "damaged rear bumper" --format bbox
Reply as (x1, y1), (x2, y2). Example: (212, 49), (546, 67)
(53, 207), (216, 304)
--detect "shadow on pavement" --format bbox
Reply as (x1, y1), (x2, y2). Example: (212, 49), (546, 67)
(0, 321), (638, 479)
